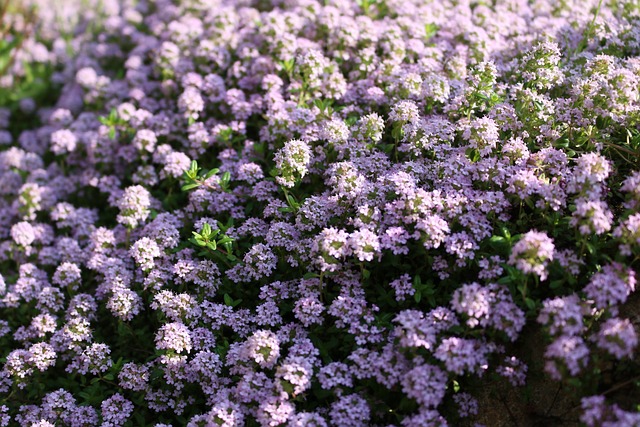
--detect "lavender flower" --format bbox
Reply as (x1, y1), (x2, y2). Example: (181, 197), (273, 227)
(508, 230), (555, 280)
(101, 394), (133, 427)
(116, 185), (151, 229)
(156, 322), (192, 354)
(594, 317), (638, 359)
(401, 363), (447, 408)
(584, 263), (636, 311)
(274, 139), (311, 188)
(50, 129), (77, 155)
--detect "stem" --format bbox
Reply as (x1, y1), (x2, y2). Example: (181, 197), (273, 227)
(602, 374), (640, 396)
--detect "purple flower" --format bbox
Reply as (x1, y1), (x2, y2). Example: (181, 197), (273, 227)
(330, 394), (370, 427)
(11, 221), (35, 247)
(584, 262), (636, 311)
(244, 330), (280, 369)
(544, 335), (589, 380)
(434, 337), (490, 375)
(537, 294), (586, 336)
(155, 322), (192, 354)
(401, 363), (447, 408)
(594, 317), (638, 359)
(496, 356), (527, 387)
(100, 393), (133, 427)
(116, 185), (151, 229)
(274, 139), (311, 188)
(508, 230), (555, 280)
(50, 129), (77, 155)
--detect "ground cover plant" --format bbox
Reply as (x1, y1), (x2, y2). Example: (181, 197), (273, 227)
(0, 0), (640, 425)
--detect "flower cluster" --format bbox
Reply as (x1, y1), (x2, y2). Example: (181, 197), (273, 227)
(0, 0), (639, 425)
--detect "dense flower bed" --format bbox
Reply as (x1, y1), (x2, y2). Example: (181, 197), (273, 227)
(1, 0), (640, 425)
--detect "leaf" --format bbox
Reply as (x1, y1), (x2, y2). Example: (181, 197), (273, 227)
(490, 235), (505, 243)
(525, 298), (536, 310)
(286, 194), (299, 209)
(501, 227), (511, 239)
(203, 168), (219, 180)
(414, 291), (422, 303)
(425, 23), (438, 40)
(224, 293), (234, 306)
(413, 275), (421, 287)
(549, 280), (563, 289)
(465, 147), (480, 163)
(217, 237), (234, 245)
(181, 183), (200, 191)
(189, 160), (199, 174)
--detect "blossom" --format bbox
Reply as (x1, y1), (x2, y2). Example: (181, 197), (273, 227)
(116, 185), (151, 229)
(155, 322), (192, 354)
(508, 230), (555, 280)
(401, 363), (447, 407)
(50, 129), (77, 155)
(273, 139), (311, 188)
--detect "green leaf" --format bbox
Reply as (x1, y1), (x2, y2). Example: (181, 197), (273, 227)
(217, 236), (234, 245)
(489, 235), (505, 244)
(203, 168), (219, 180)
(224, 293), (234, 306)
(425, 23), (438, 40)
(286, 194), (299, 209)
(189, 160), (199, 174)
(207, 240), (217, 251)
(465, 147), (480, 162)
(413, 275), (421, 287)
(525, 298), (536, 310)
(549, 280), (563, 289)
(414, 291), (422, 303)
(181, 183), (201, 191)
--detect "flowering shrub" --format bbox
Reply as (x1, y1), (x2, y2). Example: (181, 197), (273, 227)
(0, 0), (640, 425)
